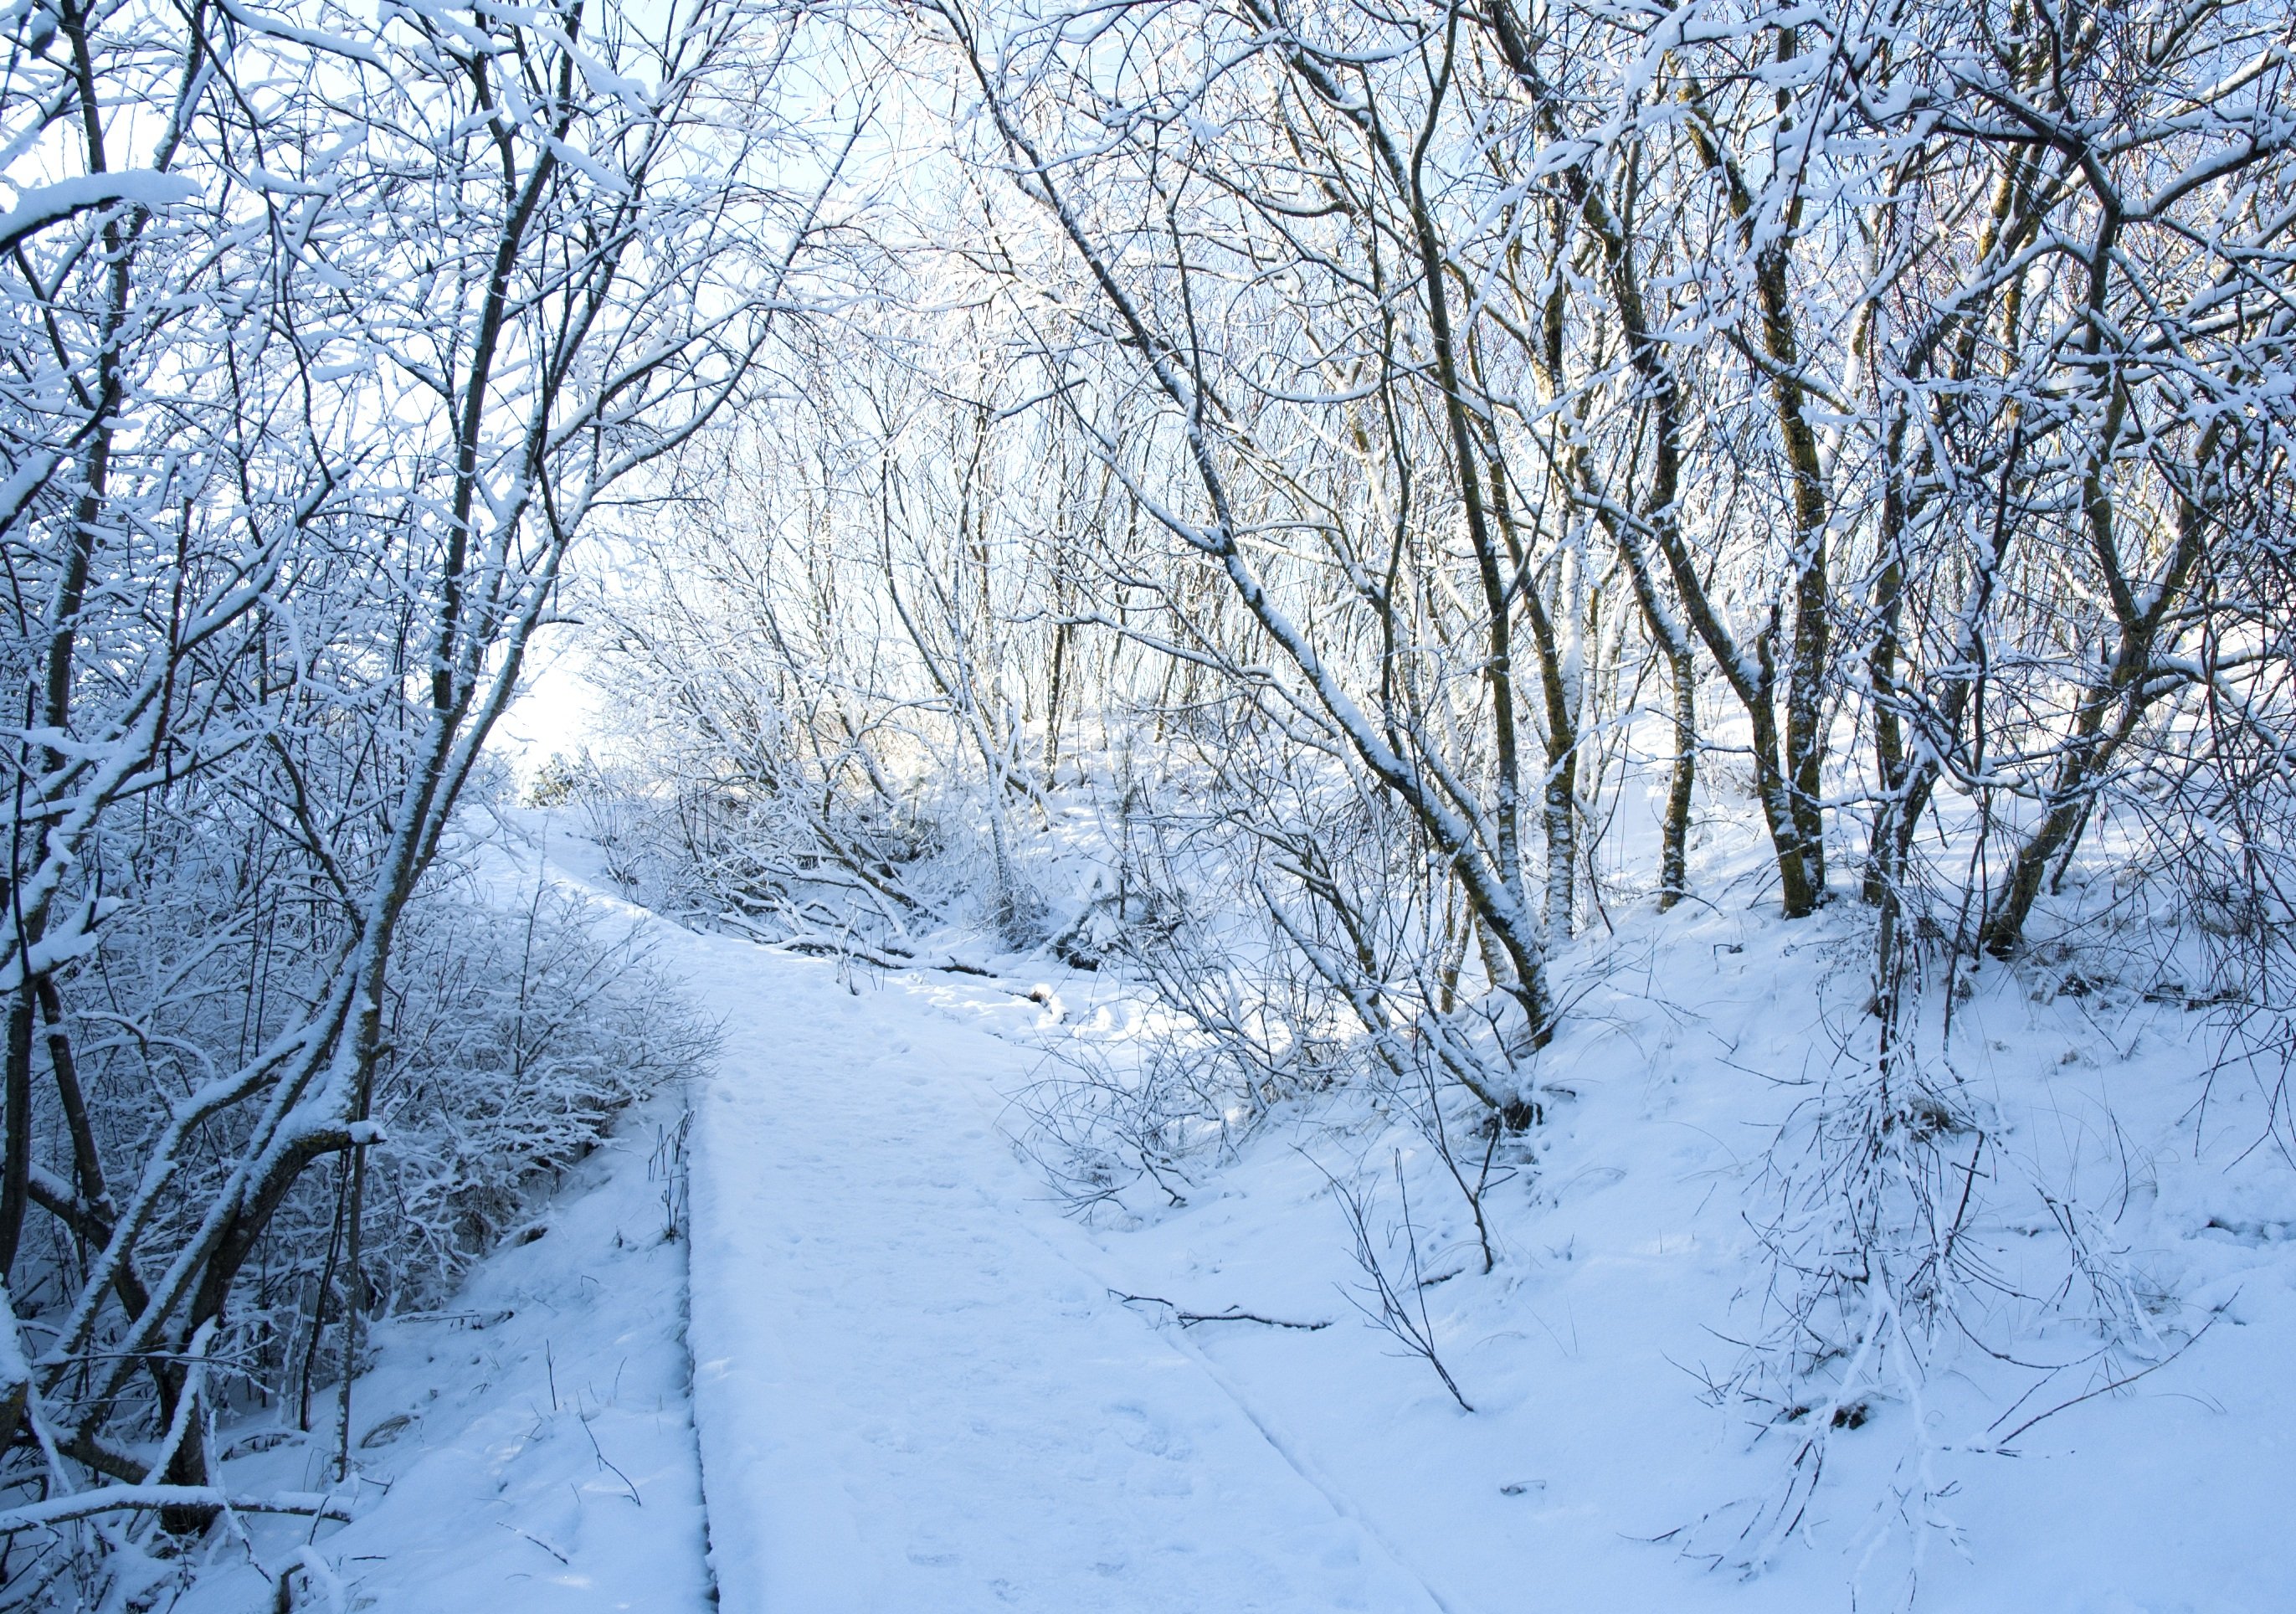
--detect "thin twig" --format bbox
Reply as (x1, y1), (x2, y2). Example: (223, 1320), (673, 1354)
(1108, 1290), (1332, 1330)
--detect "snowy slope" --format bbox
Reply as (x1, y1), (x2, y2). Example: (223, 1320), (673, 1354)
(605, 814), (2294, 1613)
(177, 1054), (711, 1613)
(1040, 897), (2296, 1614)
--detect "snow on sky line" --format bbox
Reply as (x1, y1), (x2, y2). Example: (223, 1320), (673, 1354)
(184, 815), (2296, 1612)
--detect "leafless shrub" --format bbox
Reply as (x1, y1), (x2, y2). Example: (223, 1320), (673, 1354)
(1311, 1152), (1474, 1413)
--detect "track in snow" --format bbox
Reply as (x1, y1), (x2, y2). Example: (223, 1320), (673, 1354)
(647, 918), (1446, 1614)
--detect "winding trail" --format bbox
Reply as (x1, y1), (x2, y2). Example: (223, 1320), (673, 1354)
(645, 916), (1446, 1614)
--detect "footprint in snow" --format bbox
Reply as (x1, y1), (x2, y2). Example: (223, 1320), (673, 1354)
(1107, 1401), (1194, 1461)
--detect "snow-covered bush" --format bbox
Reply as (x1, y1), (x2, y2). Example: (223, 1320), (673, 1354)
(362, 880), (717, 1313)
(13, 853), (711, 1430)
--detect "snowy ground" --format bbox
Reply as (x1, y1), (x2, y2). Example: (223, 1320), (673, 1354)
(680, 928), (1451, 1613)
(180, 1077), (711, 1614)
(190, 818), (2296, 1611)
(664, 887), (2296, 1614)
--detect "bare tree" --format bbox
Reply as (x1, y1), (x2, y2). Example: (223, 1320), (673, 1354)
(0, 0), (824, 1572)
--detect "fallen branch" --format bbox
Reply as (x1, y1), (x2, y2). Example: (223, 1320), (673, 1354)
(1109, 1290), (1332, 1330)
(497, 1520), (571, 1564)
(776, 936), (999, 979)
(0, 1485), (354, 1533)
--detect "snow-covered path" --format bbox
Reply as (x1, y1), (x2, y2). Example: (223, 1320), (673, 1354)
(662, 928), (1448, 1614)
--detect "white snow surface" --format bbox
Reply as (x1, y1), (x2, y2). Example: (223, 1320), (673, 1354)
(645, 817), (2296, 1614)
(677, 928), (1450, 1614)
(180, 1079), (711, 1614)
(188, 818), (2296, 1611)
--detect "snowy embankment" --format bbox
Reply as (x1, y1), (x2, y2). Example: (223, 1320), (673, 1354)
(196, 815), (2296, 1611)
(178, 1074), (711, 1614)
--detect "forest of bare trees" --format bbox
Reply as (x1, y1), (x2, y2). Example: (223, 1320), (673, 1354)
(3, 0), (2293, 1600)
(581, 0), (2296, 1576)
(595, 0), (2296, 1149)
